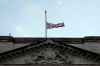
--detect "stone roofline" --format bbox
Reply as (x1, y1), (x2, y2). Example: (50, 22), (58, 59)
(0, 36), (100, 44)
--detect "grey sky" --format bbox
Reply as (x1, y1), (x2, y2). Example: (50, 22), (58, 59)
(0, 0), (100, 37)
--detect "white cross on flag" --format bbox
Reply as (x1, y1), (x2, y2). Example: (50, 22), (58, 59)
(47, 22), (65, 29)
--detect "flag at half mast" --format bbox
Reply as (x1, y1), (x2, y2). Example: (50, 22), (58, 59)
(45, 9), (65, 29)
(47, 22), (65, 29)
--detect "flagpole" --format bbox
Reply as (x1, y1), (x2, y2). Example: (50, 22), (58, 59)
(45, 10), (47, 39)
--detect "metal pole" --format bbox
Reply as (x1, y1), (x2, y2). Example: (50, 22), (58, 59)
(45, 10), (47, 39)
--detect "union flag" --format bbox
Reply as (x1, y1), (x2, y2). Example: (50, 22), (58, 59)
(47, 22), (65, 29)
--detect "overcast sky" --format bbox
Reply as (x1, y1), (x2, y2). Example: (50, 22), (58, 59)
(0, 0), (100, 37)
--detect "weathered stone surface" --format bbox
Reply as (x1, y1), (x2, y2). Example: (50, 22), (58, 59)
(0, 40), (99, 64)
